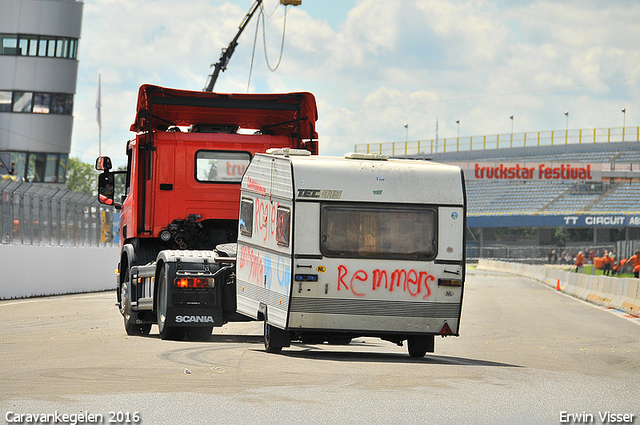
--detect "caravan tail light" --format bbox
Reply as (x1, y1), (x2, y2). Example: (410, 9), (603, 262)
(438, 278), (462, 287)
(174, 277), (214, 289)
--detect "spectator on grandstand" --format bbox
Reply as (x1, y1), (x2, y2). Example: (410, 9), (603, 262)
(629, 251), (640, 279)
(589, 250), (595, 264)
(603, 250), (613, 276)
(548, 250), (557, 264)
(575, 251), (585, 273)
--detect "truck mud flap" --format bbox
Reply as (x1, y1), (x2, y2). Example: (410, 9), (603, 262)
(165, 307), (223, 327)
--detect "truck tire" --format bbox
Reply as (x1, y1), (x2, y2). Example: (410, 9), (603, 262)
(157, 265), (183, 340)
(407, 335), (435, 358)
(124, 317), (152, 336)
(121, 281), (151, 336)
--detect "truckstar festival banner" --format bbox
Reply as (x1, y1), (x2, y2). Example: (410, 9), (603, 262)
(452, 162), (604, 181)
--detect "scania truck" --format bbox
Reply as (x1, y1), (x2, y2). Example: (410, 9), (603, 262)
(96, 84), (318, 340)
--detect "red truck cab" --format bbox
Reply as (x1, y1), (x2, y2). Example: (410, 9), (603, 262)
(120, 84), (318, 251)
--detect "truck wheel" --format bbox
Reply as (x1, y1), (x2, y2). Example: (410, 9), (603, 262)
(407, 335), (435, 358)
(264, 322), (283, 353)
(157, 265), (182, 340)
(124, 318), (152, 336)
(120, 274), (151, 336)
(122, 288), (151, 336)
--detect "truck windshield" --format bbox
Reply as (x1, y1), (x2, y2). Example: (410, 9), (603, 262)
(195, 151), (251, 183)
(320, 203), (437, 260)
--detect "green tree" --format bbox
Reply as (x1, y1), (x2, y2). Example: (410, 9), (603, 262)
(552, 227), (567, 246)
(66, 157), (98, 195)
(113, 165), (127, 203)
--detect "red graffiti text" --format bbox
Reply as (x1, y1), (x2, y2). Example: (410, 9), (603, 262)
(239, 245), (263, 284)
(338, 265), (433, 299)
(255, 198), (279, 243)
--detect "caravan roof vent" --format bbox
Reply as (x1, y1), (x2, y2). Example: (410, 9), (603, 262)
(344, 152), (389, 161)
(266, 148), (312, 157)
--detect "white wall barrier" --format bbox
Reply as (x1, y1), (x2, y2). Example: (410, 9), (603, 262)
(476, 260), (640, 317)
(0, 245), (120, 299)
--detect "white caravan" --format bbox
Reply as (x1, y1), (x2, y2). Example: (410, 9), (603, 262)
(236, 150), (466, 357)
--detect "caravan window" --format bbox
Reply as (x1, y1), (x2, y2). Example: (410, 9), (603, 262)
(240, 198), (254, 236)
(276, 206), (291, 247)
(320, 203), (437, 260)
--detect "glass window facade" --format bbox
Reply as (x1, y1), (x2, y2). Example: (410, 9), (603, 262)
(0, 91), (73, 115)
(0, 91), (11, 112)
(1, 151), (67, 183)
(0, 33), (78, 59)
(13, 92), (33, 113)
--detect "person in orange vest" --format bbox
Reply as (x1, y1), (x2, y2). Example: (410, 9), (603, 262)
(609, 250), (618, 275)
(575, 251), (585, 273)
(603, 250), (613, 276)
(629, 251), (640, 279)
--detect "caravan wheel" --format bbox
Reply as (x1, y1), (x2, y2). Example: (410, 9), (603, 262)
(407, 335), (435, 358)
(264, 323), (283, 353)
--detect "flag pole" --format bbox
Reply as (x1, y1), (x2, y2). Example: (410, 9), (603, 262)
(97, 74), (102, 157)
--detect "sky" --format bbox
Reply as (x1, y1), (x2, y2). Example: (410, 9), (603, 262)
(71, 0), (640, 167)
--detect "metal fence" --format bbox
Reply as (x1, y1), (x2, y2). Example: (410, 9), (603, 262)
(1, 177), (117, 246)
(466, 243), (618, 264)
(356, 126), (640, 156)
(615, 240), (640, 262)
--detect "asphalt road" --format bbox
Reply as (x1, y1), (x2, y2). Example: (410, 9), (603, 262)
(1, 268), (639, 425)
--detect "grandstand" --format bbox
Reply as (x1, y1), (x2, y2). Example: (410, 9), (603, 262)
(355, 130), (640, 262)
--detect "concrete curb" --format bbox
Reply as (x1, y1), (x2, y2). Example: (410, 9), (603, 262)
(476, 259), (640, 316)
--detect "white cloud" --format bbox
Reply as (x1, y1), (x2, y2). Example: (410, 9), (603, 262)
(71, 0), (640, 165)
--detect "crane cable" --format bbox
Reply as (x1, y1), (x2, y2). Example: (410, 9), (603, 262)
(246, 2), (289, 91)
(262, 0), (280, 17)
(246, 9), (260, 91)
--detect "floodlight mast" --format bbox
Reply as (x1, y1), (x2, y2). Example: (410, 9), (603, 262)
(204, 0), (301, 92)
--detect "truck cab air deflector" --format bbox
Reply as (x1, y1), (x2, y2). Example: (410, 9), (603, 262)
(130, 85), (319, 140)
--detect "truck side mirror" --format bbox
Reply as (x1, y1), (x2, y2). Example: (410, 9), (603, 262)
(95, 156), (112, 171)
(98, 171), (120, 208)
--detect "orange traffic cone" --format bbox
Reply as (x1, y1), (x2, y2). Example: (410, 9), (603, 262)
(555, 279), (561, 291)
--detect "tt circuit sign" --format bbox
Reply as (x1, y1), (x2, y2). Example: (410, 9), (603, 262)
(453, 162), (603, 181)
(469, 214), (640, 228)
